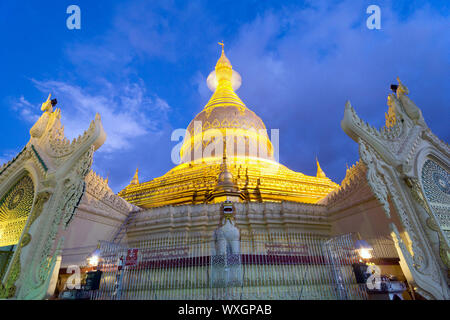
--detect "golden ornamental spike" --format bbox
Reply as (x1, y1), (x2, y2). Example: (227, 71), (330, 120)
(41, 93), (53, 113)
(130, 167), (139, 185)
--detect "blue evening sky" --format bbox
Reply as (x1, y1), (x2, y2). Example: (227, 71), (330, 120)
(0, 0), (449, 192)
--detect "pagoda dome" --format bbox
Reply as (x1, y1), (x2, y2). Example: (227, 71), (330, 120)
(180, 45), (274, 163)
(119, 43), (339, 209)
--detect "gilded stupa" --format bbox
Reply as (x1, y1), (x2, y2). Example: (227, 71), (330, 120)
(119, 44), (339, 207)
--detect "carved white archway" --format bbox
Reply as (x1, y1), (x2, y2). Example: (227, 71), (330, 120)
(0, 95), (106, 299)
(341, 78), (450, 299)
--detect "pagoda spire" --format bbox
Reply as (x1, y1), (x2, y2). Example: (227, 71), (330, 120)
(130, 168), (139, 185)
(207, 136), (244, 203)
(203, 42), (244, 113)
(316, 158), (327, 178)
(215, 42), (233, 85)
(218, 138), (233, 186)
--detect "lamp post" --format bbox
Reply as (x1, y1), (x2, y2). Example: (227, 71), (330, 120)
(352, 237), (375, 292)
(85, 245), (103, 296)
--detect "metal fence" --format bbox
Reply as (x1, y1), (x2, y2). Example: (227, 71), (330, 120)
(367, 235), (398, 259)
(90, 232), (372, 300)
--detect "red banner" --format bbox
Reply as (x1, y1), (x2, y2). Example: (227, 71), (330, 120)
(125, 249), (139, 266)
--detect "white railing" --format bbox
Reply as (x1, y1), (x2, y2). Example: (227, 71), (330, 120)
(89, 232), (393, 300)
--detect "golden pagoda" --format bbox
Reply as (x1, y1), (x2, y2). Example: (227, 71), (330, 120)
(119, 44), (339, 208)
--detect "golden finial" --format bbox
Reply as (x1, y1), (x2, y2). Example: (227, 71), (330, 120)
(206, 40), (242, 92)
(316, 157), (327, 178)
(41, 93), (53, 113)
(215, 40), (232, 83)
(218, 41), (224, 52)
(396, 76), (409, 95)
(130, 168), (139, 185)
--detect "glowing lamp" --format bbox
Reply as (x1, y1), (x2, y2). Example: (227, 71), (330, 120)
(87, 255), (99, 267)
(354, 239), (373, 260)
(87, 246), (101, 267)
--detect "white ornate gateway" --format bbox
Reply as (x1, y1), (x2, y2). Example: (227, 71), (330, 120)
(341, 78), (450, 299)
(0, 95), (106, 299)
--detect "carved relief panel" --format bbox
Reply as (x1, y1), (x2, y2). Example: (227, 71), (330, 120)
(421, 159), (450, 240)
(0, 175), (34, 248)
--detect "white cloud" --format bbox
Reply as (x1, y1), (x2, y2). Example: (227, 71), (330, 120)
(15, 79), (171, 153)
(11, 96), (40, 123)
(192, 71), (210, 102)
(225, 0), (450, 181)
